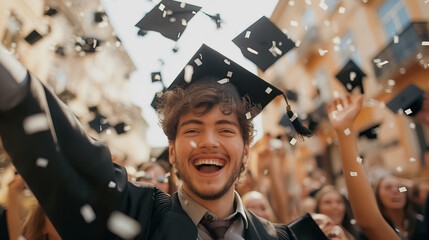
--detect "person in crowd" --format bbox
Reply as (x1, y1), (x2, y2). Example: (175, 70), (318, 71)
(327, 93), (401, 240)
(314, 185), (357, 239)
(0, 43), (328, 239)
(312, 213), (349, 240)
(410, 179), (429, 215)
(135, 161), (170, 193)
(242, 191), (277, 222)
(7, 174), (61, 240)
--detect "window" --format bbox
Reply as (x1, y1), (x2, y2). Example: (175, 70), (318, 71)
(2, 12), (22, 53)
(338, 31), (361, 66)
(378, 0), (411, 40)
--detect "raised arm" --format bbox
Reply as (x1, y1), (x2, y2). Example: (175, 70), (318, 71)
(327, 94), (399, 240)
(6, 174), (26, 240)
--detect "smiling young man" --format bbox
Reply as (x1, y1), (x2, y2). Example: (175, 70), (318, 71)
(0, 43), (325, 239)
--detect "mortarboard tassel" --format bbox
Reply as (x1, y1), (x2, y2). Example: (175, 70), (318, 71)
(283, 93), (313, 139)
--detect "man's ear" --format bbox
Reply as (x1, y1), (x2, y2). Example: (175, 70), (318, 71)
(168, 141), (175, 165)
(242, 144), (249, 165)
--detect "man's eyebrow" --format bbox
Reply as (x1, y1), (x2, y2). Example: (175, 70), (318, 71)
(179, 119), (239, 127)
(216, 120), (239, 127)
(180, 119), (203, 127)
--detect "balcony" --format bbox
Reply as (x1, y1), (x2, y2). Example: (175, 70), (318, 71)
(372, 21), (429, 82)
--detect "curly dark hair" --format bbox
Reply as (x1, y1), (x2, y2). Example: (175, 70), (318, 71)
(155, 78), (261, 145)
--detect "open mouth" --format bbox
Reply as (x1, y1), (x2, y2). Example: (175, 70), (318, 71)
(194, 159), (225, 174)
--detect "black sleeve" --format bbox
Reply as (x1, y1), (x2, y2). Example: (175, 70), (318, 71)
(0, 74), (157, 239)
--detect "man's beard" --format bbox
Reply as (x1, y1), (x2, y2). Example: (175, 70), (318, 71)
(175, 152), (244, 200)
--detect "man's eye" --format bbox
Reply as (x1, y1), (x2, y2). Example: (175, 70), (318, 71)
(220, 129), (235, 134)
(184, 129), (198, 134)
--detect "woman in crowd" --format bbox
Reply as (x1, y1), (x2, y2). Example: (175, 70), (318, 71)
(242, 190), (277, 222)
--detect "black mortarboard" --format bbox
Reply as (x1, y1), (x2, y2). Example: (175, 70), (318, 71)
(359, 123), (381, 139)
(137, 29), (148, 37)
(114, 122), (130, 135)
(57, 89), (76, 104)
(335, 59), (366, 94)
(75, 37), (101, 53)
(55, 46), (65, 57)
(232, 16), (295, 72)
(135, 0), (202, 41)
(88, 106), (98, 113)
(151, 72), (163, 83)
(44, 7), (58, 16)
(88, 113), (110, 133)
(24, 30), (43, 45)
(287, 213), (329, 240)
(286, 89), (298, 102)
(158, 44), (312, 138)
(94, 11), (107, 23)
(386, 84), (424, 116)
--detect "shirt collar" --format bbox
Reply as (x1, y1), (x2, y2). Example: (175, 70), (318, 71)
(178, 188), (249, 229)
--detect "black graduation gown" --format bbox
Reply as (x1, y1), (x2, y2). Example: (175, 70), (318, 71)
(0, 74), (301, 239)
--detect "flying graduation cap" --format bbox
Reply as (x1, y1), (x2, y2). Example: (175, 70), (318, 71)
(151, 72), (163, 83)
(24, 30), (44, 45)
(359, 123), (381, 139)
(386, 84), (424, 116)
(154, 44), (312, 138)
(335, 59), (366, 94)
(232, 16), (296, 72)
(135, 0), (202, 41)
(88, 113), (110, 133)
(114, 122), (131, 135)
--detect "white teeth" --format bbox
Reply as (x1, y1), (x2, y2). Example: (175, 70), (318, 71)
(195, 159), (225, 167)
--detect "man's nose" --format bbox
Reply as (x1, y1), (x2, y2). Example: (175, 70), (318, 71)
(198, 131), (220, 149)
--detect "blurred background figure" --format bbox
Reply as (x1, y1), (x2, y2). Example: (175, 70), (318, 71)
(136, 161), (170, 193)
(410, 178), (429, 215)
(242, 190), (277, 222)
(312, 213), (349, 240)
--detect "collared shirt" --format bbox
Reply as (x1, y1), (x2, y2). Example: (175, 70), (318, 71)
(178, 188), (248, 240)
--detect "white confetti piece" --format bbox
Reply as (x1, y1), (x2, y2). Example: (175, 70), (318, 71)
(247, 47), (259, 55)
(376, 60), (389, 68)
(194, 58), (202, 66)
(23, 113), (50, 135)
(336, 104), (343, 111)
(409, 122), (416, 129)
(344, 128), (351, 136)
(265, 87), (272, 94)
(107, 211), (141, 240)
(180, 2), (186, 8)
(356, 156), (363, 164)
(350, 172), (357, 176)
(295, 40), (301, 47)
(108, 181), (116, 188)
(36, 158), (48, 168)
(18, 236), (26, 240)
(81, 204), (96, 223)
(305, 0), (312, 5)
(169, 17), (176, 22)
(409, 157), (416, 162)
(318, 49), (328, 56)
(290, 113), (298, 122)
(393, 35), (399, 43)
(319, 1), (328, 11)
(288, 0), (295, 6)
(181, 19), (187, 26)
(290, 20), (298, 27)
(350, 71), (356, 81)
(387, 79), (395, 86)
(159, 3), (165, 11)
(224, 59), (230, 65)
(350, 219), (357, 225)
(154, 74), (161, 81)
(190, 141), (197, 148)
(399, 187), (407, 192)
(422, 41), (429, 46)
(184, 65), (194, 83)
(217, 78), (229, 84)
(339, 7), (345, 14)
(263, 169), (269, 175)
(404, 108), (412, 115)
(346, 83), (353, 90)
(226, 71), (233, 77)
(245, 31), (251, 38)
(332, 36), (341, 45)
(290, 138), (297, 146)
(396, 166), (403, 172)
(245, 112), (252, 119)
(269, 41), (283, 57)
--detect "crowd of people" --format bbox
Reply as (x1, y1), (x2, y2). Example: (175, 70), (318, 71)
(0, 32), (428, 240)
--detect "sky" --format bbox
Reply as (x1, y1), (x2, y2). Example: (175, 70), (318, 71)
(101, 0), (279, 147)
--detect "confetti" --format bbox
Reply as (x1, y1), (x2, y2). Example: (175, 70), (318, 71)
(350, 71), (356, 81)
(226, 71), (233, 77)
(404, 108), (412, 115)
(288, 0), (295, 6)
(339, 7), (345, 14)
(422, 41), (429, 46)
(108, 181), (116, 188)
(344, 128), (351, 136)
(295, 40), (301, 47)
(194, 58), (202, 66)
(290, 21), (298, 27)
(356, 156), (363, 163)
(290, 138), (297, 146)
(305, 0), (312, 5)
(290, 113), (298, 122)
(247, 47), (259, 55)
(318, 49), (328, 56)
(18, 236), (26, 240)
(23, 113), (50, 135)
(217, 78), (229, 84)
(245, 112), (252, 119)
(169, 17), (176, 22)
(396, 166), (403, 172)
(158, 3), (165, 11)
(107, 211), (141, 239)
(319, 1), (328, 11)
(81, 204), (96, 223)
(350, 219), (357, 225)
(224, 59), (231, 65)
(409, 157), (416, 162)
(245, 31), (251, 38)
(36, 158), (48, 168)
(393, 35), (399, 43)
(336, 104), (343, 111)
(346, 83), (353, 90)
(376, 60), (389, 68)
(399, 187), (407, 192)
(181, 19), (187, 26)
(409, 122), (416, 129)
(350, 172), (357, 177)
(184, 65), (194, 83)
(180, 2), (186, 8)
(190, 141), (197, 148)
(263, 169), (269, 175)
(332, 36), (341, 45)
(265, 87), (272, 94)
(387, 79), (395, 86)
(269, 41), (282, 57)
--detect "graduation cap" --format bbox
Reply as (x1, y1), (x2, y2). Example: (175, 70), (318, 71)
(75, 37), (101, 53)
(286, 89), (298, 102)
(88, 113), (110, 133)
(359, 123), (381, 139)
(114, 122), (131, 135)
(135, 0), (202, 41)
(57, 89), (76, 104)
(287, 213), (329, 240)
(24, 30), (44, 45)
(157, 44), (312, 138)
(335, 59), (366, 94)
(151, 72), (163, 83)
(94, 11), (107, 23)
(88, 105), (98, 113)
(386, 84), (424, 116)
(55, 46), (65, 56)
(44, 7), (58, 16)
(137, 29), (148, 37)
(232, 16), (295, 72)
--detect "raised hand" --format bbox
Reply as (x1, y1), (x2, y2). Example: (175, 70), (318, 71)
(327, 94), (364, 131)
